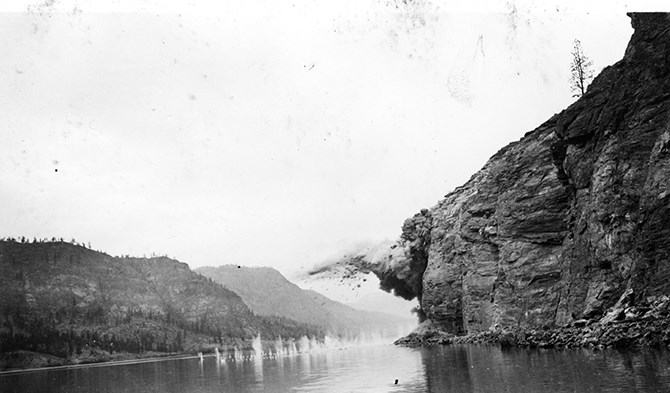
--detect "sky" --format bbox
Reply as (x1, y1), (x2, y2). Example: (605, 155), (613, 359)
(1, 0), (664, 279)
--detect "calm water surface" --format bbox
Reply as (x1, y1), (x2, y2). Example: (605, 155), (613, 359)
(2, 344), (670, 392)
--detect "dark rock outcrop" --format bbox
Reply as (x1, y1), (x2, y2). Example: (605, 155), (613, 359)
(381, 13), (670, 339)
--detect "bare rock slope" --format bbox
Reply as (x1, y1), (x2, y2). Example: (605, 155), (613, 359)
(378, 13), (670, 336)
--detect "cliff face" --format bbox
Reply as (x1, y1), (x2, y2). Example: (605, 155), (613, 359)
(379, 13), (670, 334)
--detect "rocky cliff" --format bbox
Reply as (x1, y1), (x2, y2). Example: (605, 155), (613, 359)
(376, 13), (670, 335)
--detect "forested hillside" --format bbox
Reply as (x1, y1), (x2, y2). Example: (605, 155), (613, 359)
(0, 240), (322, 368)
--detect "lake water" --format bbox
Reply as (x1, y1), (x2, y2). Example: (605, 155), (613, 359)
(2, 344), (670, 392)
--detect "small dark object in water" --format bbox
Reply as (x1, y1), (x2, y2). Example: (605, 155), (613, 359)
(395, 379), (398, 385)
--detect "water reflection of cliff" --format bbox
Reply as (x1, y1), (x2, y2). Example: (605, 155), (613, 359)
(421, 346), (473, 392)
(421, 345), (670, 392)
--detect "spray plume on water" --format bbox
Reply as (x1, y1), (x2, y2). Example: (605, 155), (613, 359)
(209, 322), (415, 365)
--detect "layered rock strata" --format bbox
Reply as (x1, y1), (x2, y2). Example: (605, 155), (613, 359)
(379, 13), (670, 337)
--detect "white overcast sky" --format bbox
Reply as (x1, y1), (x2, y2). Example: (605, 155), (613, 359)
(1, 1), (666, 276)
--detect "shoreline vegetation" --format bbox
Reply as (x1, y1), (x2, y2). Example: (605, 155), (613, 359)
(0, 240), (326, 372)
(0, 351), (202, 375)
(395, 292), (670, 350)
(0, 343), (245, 372)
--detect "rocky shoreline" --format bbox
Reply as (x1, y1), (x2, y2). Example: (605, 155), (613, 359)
(396, 292), (670, 350)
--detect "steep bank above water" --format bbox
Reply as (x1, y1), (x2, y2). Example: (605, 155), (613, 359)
(378, 13), (670, 341)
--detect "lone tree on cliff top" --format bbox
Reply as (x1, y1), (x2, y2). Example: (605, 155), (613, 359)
(570, 39), (594, 98)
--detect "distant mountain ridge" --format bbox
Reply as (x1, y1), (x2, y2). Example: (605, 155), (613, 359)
(197, 265), (413, 337)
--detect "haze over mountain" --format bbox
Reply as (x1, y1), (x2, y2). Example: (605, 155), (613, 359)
(197, 265), (415, 338)
(346, 293), (415, 320)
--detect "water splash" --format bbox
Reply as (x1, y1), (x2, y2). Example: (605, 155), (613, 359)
(252, 334), (263, 382)
(309, 336), (320, 352)
(275, 336), (285, 357)
(298, 336), (310, 353)
(252, 334), (263, 359)
(289, 340), (298, 355)
(217, 325), (414, 367)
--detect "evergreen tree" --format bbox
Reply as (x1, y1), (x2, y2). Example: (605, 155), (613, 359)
(570, 39), (594, 97)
